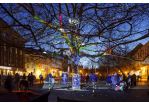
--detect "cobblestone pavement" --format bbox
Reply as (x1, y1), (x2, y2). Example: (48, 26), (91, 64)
(0, 79), (149, 102)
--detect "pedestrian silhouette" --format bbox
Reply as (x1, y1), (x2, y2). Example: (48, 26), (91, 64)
(4, 74), (12, 92)
(23, 73), (26, 80)
(39, 73), (43, 84)
(15, 73), (20, 85)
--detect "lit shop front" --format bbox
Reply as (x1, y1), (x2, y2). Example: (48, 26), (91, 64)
(0, 66), (26, 76)
(130, 66), (149, 81)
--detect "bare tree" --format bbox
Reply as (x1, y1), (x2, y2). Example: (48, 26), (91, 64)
(1, 3), (149, 89)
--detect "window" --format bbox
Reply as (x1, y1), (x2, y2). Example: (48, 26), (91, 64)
(3, 33), (6, 38)
(27, 64), (29, 68)
(20, 50), (22, 55)
(20, 60), (22, 68)
(4, 46), (6, 50)
(16, 60), (17, 66)
(4, 56), (6, 64)
(142, 50), (144, 56)
(148, 46), (149, 53)
(15, 48), (17, 54)
(27, 56), (29, 61)
(10, 36), (12, 40)
(10, 58), (12, 64)
(10, 47), (12, 52)
(32, 64), (34, 68)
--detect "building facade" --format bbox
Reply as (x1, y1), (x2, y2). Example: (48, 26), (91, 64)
(0, 18), (26, 76)
(25, 48), (62, 79)
(130, 41), (149, 81)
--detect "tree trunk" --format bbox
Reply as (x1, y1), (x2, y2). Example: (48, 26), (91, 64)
(71, 55), (80, 90)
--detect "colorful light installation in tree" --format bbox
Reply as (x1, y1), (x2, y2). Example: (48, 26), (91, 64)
(33, 14), (145, 63)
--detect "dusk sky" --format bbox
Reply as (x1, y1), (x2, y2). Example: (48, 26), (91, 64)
(1, 2), (149, 69)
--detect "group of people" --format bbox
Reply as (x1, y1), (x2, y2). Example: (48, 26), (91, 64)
(106, 72), (137, 90)
(27, 72), (35, 86)
(80, 73), (98, 84)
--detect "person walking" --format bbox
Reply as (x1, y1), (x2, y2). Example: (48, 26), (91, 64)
(85, 74), (89, 84)
(39, 73), (43, 84)
(83, 74), (85, 83)
(107, 74), (111, 85)
(15, 73), (20, 85)
(30, 72), (34, 86)
(4, 74), (12, 92)
(23, 73), (26, 80)
(111, 73), (118, 90)
(28, 73), (31, 85)
(132, 74), (136, 87)
(49, 73), (52, 83)
(127, 73), (131, 89)
(131, 74), (133, 87)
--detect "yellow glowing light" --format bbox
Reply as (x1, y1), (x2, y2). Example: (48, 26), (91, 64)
(42, 69), (44, 70)
(119, 70), (120, 72)
(141, 68), (142, 70)
(37, 71), (40, 74)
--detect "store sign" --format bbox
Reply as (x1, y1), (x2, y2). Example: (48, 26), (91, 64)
(0, 66), (11, 69)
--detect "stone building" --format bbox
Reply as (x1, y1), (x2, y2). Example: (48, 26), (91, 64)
(0, 18), (26, 76)
(129, 42), (149, 81)
(25, 48), (62, 79)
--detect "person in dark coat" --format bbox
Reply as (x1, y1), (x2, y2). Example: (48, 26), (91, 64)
(30, 72), (34, 86)
(15, 73), (20, 85)
(131, 74), (134, 87)
(85, 75), (89, 84)
(28, 73), (31, 85)
(4, 74), (12, 92)
(132, 74), (136, 87)
(23, 73), (26, 80)
(106, 74), (111, 85)
(127, 73), (131, 89)
(39, 73), (43, 84)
